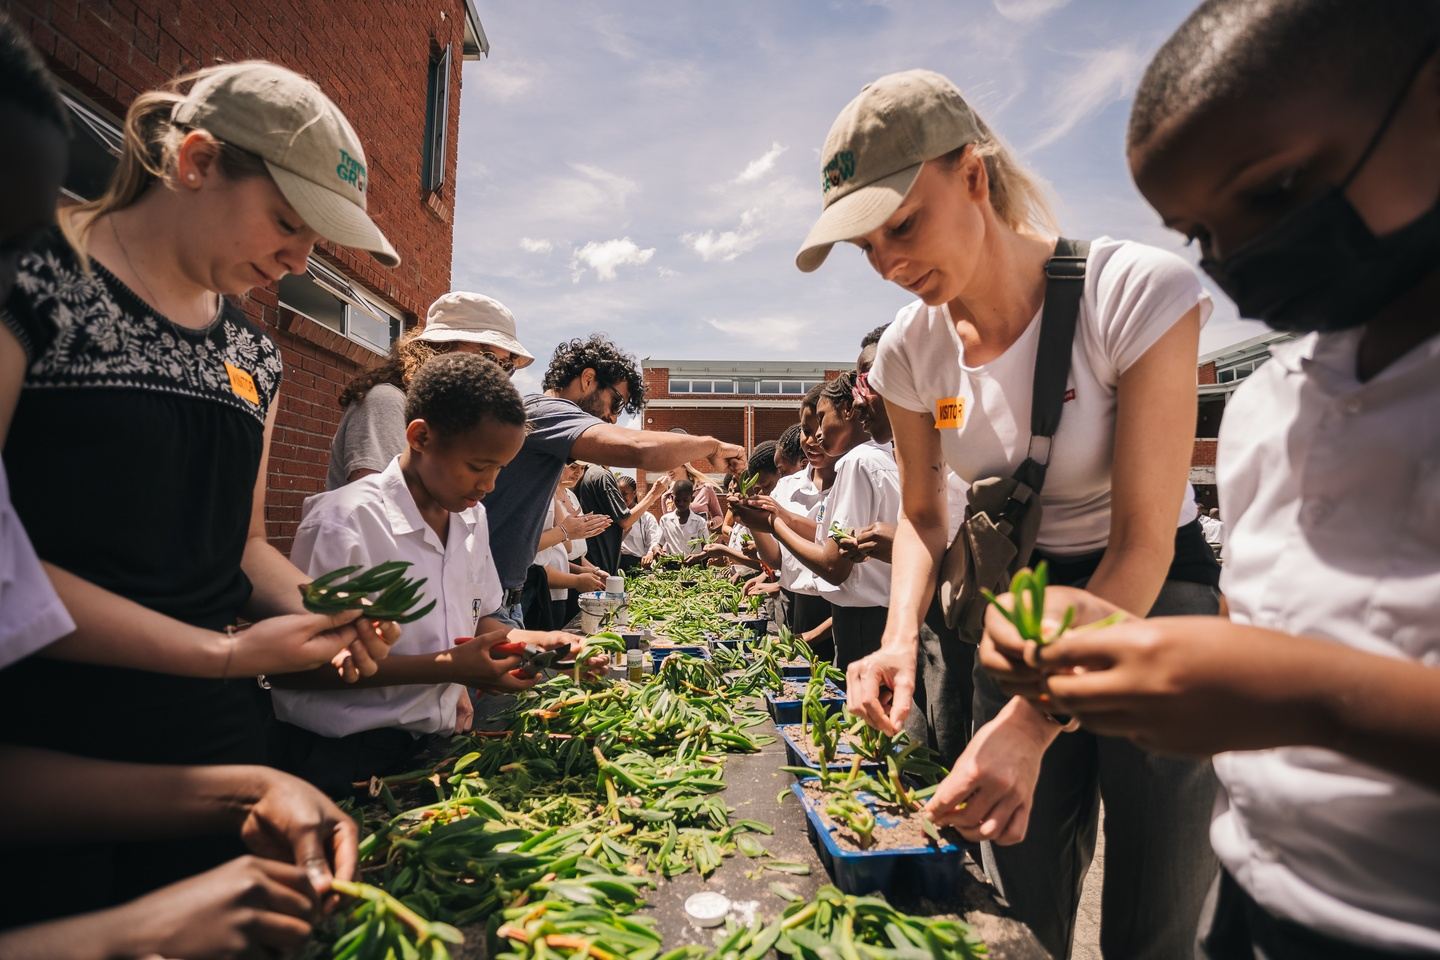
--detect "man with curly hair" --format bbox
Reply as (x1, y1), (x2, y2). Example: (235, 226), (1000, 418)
(484, 334), (746, 624)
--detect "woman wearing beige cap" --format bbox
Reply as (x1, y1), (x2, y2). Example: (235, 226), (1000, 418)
(327, 291), (537, 489)
(0, 59), (403, 914)
(805, 70), (1219, 957)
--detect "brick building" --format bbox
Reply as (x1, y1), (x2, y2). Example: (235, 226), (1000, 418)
(1191, 330), (1292, 509)
(10, 0), (489, 550)
(635, 359), (843, 489)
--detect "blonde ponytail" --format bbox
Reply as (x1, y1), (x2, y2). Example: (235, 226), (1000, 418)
(946, 114), (1058, 236)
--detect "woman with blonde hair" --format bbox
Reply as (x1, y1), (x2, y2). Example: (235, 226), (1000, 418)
(328, 291), (534, 488)
(1, 59), (401, 915)
(814, 71), (1220, 957)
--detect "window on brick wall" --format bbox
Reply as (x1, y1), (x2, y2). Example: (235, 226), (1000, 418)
(669, 379), (691, 393)
(58, 90), (123, 202)
(278, 260), (403, 354)
(422, 45), (452, 194)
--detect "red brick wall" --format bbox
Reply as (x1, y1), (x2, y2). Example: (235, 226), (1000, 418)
(1192, 438), (1218, 467)
(15, 0), (471, 552)
(1198, 360), (1218, 385)
(641, 408), (747, 447)
(754, 407), (800, 444)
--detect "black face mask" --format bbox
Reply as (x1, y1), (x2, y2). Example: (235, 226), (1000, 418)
(1200, 42), (1440, 334)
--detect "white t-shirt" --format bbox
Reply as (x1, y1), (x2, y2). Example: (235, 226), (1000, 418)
(814, 441), (900, 608)
(772, 468), (828, 595)
(0, 466), (75, 669)
(1210, 329), (1440, 953)
(656, 510), (709, 556)
(536, 499), (572, 602)
(622, 511), (659, 558)
(869, 237), (1209, 555)
(277, 458), (502, 739)
(560, 489), (587, 561)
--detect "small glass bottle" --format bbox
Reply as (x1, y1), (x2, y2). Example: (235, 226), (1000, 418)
(626, 636), (643, 682)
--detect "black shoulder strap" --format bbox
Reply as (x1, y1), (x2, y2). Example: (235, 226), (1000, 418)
(1012, 237), (1089, 494)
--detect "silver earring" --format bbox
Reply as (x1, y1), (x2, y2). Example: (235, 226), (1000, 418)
(188, 173), (198, 183)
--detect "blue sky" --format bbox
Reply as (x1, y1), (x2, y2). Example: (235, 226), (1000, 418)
(450, 0), (1267, 396)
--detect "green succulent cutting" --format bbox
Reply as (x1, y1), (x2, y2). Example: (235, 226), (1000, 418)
(300, 560), (437, 623)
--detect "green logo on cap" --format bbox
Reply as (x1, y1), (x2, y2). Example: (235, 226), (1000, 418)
(337, 149), (367, 194)
(821, 150), (856, 195)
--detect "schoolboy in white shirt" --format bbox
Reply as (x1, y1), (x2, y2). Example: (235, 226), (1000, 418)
(271, 354), (583, 796)
(648, 479), (710, 561)
(983, 2), (1440, 955)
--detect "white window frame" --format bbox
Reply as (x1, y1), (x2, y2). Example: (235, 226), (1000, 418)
(280, 259), (403, 355)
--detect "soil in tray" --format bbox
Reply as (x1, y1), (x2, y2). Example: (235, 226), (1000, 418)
(782, 726), (866, 766)
(777, 680), (838, 699)
(800, 779), (962, 854)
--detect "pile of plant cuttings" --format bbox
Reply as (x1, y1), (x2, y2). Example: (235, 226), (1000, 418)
(307, 568), (986, 960)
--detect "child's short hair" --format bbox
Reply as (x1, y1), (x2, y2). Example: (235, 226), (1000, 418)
(1129, 0), (1440, 151)
(821, 370), (857, 413)
(801, 381), (826, 413)
(673, 478), (694, 499)
(778, 424), (804, 464)
(616, 474), (637, 493)
(405, 353), (525, 438)
(860, 323), (890, 350)
(747, 440), (778, 478)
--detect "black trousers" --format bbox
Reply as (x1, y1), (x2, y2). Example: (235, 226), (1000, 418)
(1201, 871), (1420, 960)
(829, 604), (888, 672)
(269, 720), (431, 800)
(789, 591), (834, 663)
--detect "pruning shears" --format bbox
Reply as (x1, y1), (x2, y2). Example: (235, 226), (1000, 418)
(473, 639), (578, 678)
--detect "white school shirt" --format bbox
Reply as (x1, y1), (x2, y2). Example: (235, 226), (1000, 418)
(535, 499), (572, 602)
(1210, 330), (1440, 953)
(622, 511), (659, 559)
(0, 466), (75, 669)
(655, 510), (709, 557)
(815, 441), (900, 609)
(869, 237), (1209, 555)
(772, 468), (828, 596)
(276, 458), (502, 739)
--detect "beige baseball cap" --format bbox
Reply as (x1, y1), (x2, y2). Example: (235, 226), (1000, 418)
(796, 69), (982, 273)
(172, 61), (400, 267)
(420, 292), (535, 369)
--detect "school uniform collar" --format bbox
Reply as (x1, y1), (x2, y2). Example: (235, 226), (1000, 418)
(376, 457), (478, 552)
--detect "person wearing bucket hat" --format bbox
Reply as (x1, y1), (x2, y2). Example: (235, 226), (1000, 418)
(0, 56), (404, 917)
(819, 70), (1221, 958)
(328, 291), (534, 490)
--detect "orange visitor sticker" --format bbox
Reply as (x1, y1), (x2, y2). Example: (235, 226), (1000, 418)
(224, 362), (260, 405)
(935, 396), (964, 430)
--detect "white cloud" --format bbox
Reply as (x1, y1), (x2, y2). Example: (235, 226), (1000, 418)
(735, 142), (788, 184)
(1026, 45), (1146, 152)
(478, 60), (540, 101)
(529, 163), (640, 226)
(519, 237), (554, 254)
(570, 237), (656, 282)
(706, 315), (812, 352)
(992, 0), (1071, 22)
(683, 208), (766, 263)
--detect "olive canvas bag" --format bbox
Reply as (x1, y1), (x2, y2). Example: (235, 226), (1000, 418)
(937, 237), (1090, 639)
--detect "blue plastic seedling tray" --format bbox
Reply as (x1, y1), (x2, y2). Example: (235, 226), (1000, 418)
(764, 678), (845, 725)
(649, 646), (708, 671)
(791, 777), (967, 903)
(779, 661), (811, 678)
(776, 724), (881, 774)
(738, 616), (768, 637)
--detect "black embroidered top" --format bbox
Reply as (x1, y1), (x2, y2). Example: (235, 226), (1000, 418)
(0, 228), (282, 766)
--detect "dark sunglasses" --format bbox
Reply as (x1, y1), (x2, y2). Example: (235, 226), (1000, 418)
(477, 349), (517, 374)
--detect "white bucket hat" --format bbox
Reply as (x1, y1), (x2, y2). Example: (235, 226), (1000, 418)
(796, 69), (982, 273)
(172, 60), (400, 267)
(420, 292), (535, 369)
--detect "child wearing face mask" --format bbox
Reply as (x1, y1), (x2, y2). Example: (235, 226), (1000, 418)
(983, 2), (1440, 956)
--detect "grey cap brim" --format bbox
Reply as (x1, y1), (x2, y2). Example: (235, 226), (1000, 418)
(794, 164), (922, 273)
(416, 327), (536, 369)
(267, 161), (401, 268)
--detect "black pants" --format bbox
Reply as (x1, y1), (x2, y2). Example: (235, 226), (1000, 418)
(1201, 871), (1418, 960)
(269, 720), (432, 800)
(829, 604), (888, 672)
(908, 597), (974, 763)
(789, 591), (834, 663)
(619, 554), (642, 572)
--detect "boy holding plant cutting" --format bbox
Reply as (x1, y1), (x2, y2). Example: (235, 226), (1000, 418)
(976, 1), (1440, 954)
(649, 478), (711, 563)
(705, 440), (782, 574)
(270, 354), (586, 797)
